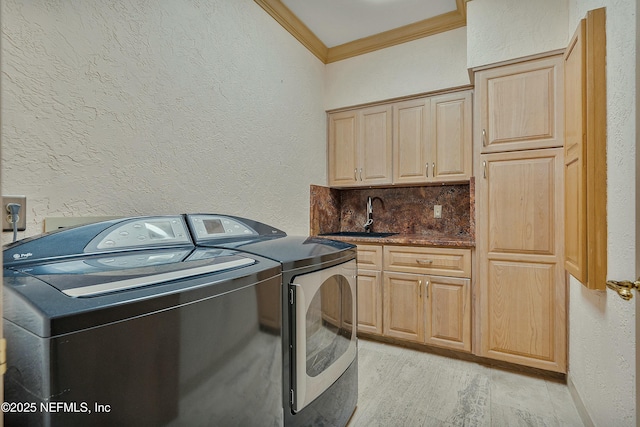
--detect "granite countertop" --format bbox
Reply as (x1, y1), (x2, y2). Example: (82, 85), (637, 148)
(314, 232), (475, 248)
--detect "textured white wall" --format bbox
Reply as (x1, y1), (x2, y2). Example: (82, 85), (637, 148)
(324, 27), (470, 110)
(565, 1), (637, 425)
(1, 0), (326, 242)
(466, 0), (569, 69)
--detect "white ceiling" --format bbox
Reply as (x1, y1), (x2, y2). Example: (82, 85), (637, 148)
(280, 0), (458, 48)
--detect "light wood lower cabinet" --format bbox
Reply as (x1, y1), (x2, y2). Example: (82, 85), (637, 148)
(375, 246), (472, 352)
(383, 272), (424, 342)
(356, 244), (472, 352)
(357, 270), (383, 335)
(383, 245), (471, 278)
(356, 244), (384, 335)
(425, 275), (471, 352)
(382, 271), (471, 352)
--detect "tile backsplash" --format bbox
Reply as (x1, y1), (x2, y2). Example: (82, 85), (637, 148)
(310, 181), (474, 239)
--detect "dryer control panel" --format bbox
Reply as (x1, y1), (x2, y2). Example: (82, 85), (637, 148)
(188, 215), (258, 240)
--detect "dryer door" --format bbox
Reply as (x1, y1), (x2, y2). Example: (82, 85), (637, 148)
(290, 259), (357, 413)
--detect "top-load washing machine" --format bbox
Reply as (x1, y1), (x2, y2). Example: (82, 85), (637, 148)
(2, 215), (284, 427)
(186, 214), (358, 427)
(3, 214), (358, 427)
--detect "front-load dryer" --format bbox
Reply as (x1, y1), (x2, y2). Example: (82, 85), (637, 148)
(186, 214), (358, 427)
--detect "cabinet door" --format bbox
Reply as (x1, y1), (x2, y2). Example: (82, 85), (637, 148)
(393, 98), (430, 184)
(360, 105), (393, 185)
(383, 272), (423, 343)
(424, 276), (471, 352)
(356, 245), (383, 335)
(475, 55), (564, 153)
(328, 110), (358, 186)
(357, 270), (383, 335)
(477, 148), (566, 373)
(563, 20), (587, 283)
(563, 9), (607, 290)
(430, 91), (472, 182)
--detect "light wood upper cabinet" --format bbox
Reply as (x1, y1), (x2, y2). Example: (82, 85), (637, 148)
(563, 8), (607, 290)
(431, 91), (473, 182)
(474, 55), (564, 153)
(393, 98), (431, 184)
(328, 89), (472, 187)
(361, 105), (393, 185)
(394, 92), (472, 184)
(328, 110), (358, 187)
(476, 148), (566, 373)
(328, 105), (392, 187)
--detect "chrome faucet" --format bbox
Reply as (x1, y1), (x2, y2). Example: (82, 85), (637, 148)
(363, 197), (374, 233)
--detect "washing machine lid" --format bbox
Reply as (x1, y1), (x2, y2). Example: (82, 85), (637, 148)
(7, 248), (255, 297)
(203, 235), (356, 273)
(4, 247), (280, 338)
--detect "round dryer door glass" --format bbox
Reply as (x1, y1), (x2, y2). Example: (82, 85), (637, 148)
(305, 275), (353, 377)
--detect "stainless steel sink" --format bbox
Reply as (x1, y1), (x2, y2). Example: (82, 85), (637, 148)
(320, 232), (398, 238)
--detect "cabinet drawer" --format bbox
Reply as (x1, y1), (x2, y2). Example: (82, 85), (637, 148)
(357, 244), (383, 271)
(383, 246), (471, 278)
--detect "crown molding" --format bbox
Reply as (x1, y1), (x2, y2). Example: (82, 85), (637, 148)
(254, 0), (328, 62)
(255, 0), (469, 64)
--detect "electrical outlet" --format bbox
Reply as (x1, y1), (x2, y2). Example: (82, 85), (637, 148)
(434, 205), (442, 219)
(3, 196), (27, 231)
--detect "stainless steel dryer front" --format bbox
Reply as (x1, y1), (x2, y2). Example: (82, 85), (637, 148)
(187, 214), (358, 427)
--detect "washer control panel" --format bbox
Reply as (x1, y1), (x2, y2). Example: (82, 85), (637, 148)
(188, 215), (258, 240)
(85, 216), (192, 252)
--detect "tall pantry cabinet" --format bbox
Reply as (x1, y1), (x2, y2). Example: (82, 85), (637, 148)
(474, 54), (567, 373)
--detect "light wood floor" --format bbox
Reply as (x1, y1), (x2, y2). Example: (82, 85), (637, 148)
(349, 339), (583, 427)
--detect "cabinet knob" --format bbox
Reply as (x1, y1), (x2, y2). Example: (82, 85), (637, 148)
(359, 168), (363, 181)
(482, 129), (487, 147)
(416, 259), (433, 265)
(432, 163), (435, 176)
(354, 169), (358, 181)
(425, 163), (429, 177)
(425, 280), (429, 299)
